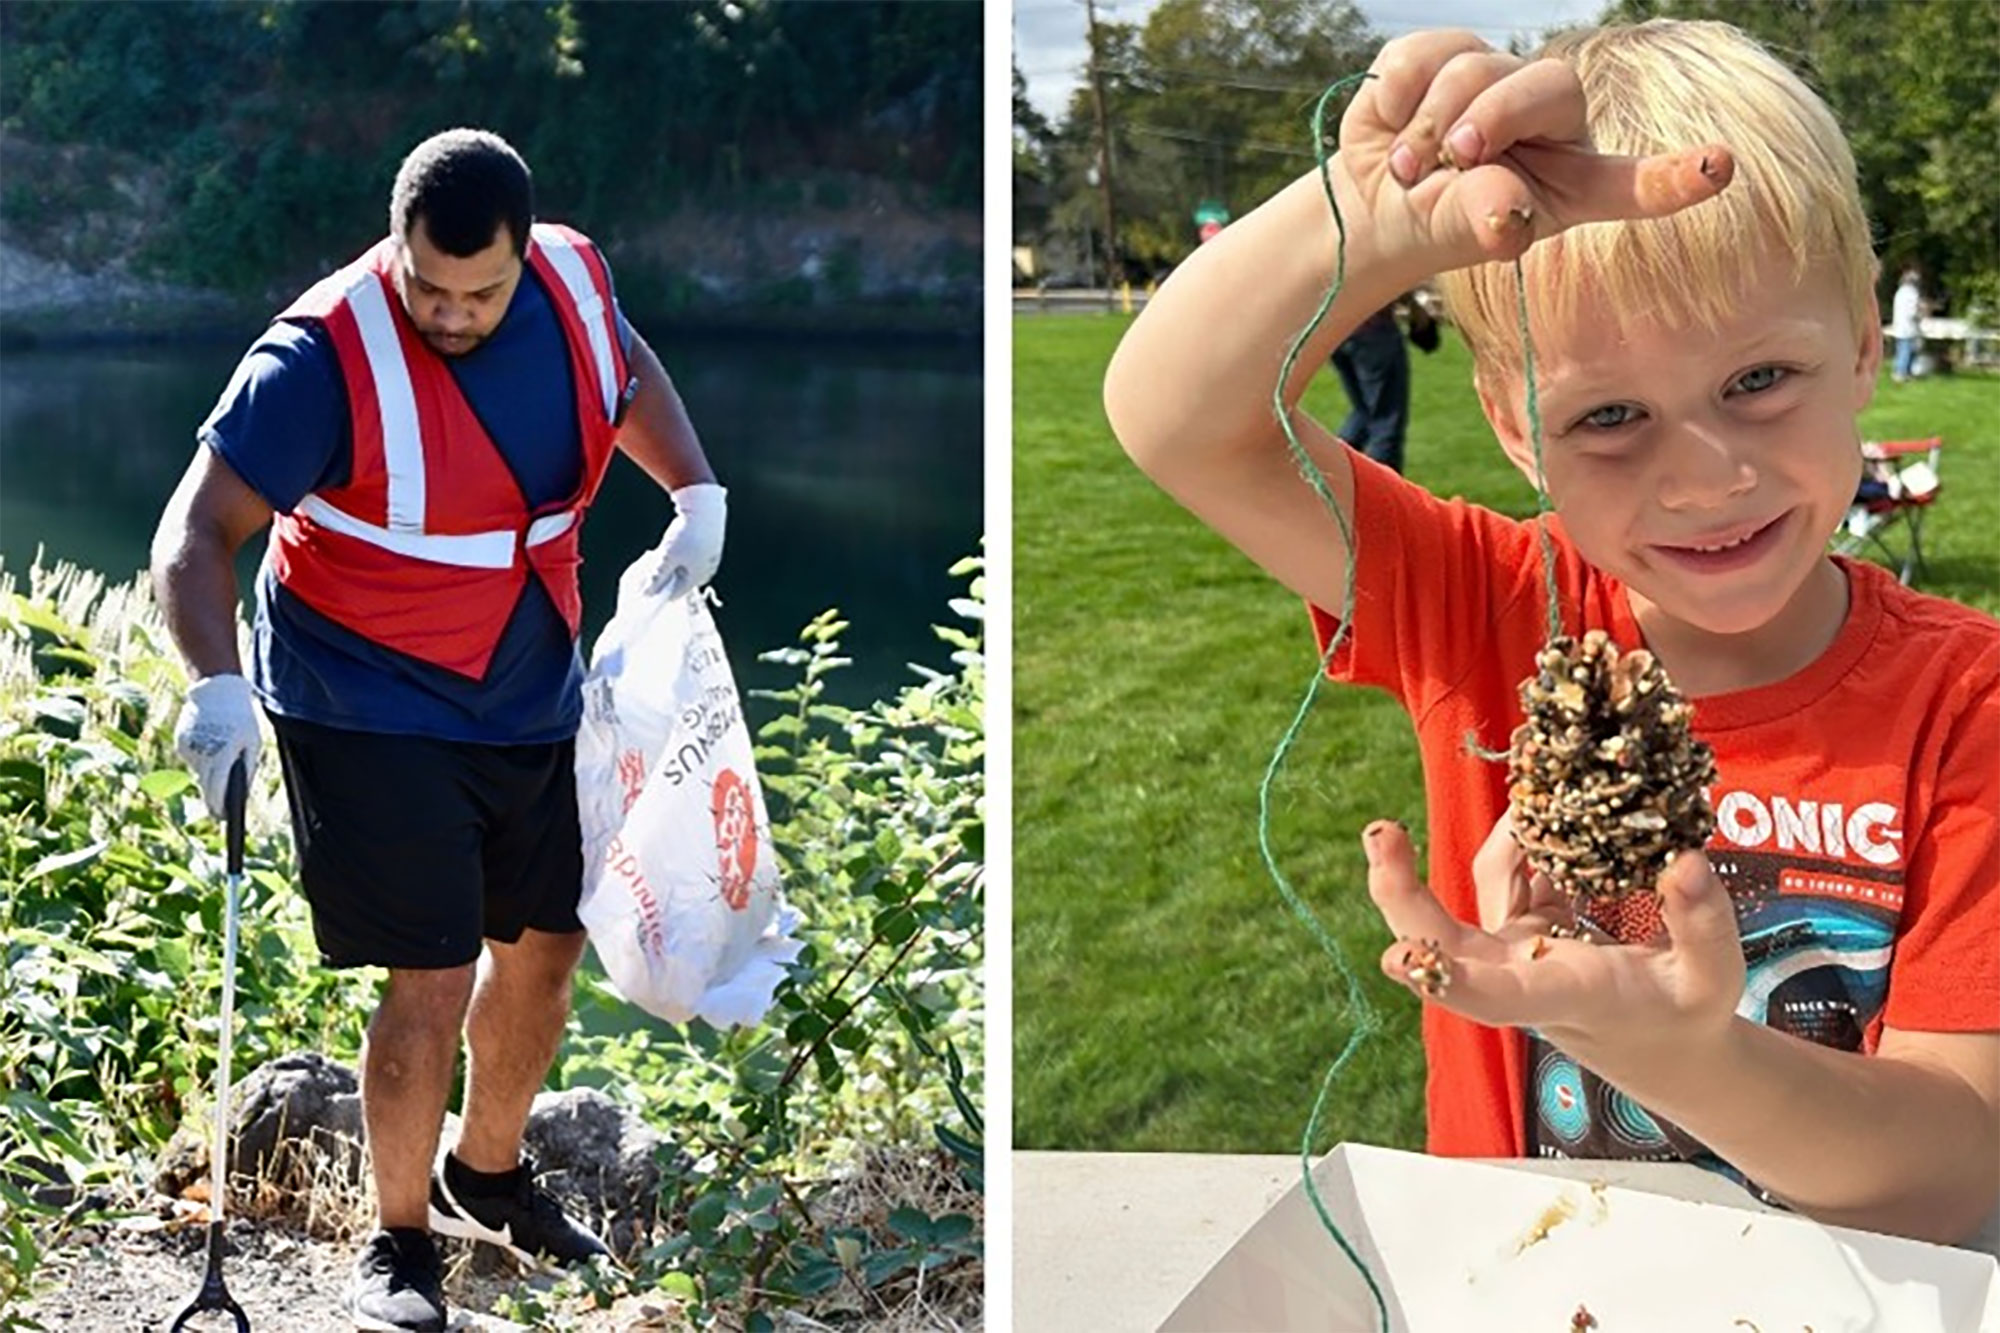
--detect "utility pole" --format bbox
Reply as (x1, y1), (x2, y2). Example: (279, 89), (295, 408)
(1083, 0), (1122, 301)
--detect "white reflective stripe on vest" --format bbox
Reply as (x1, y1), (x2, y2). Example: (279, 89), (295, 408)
(532, 224), (619, 422)
(297, 494), (576, 570)
(525, 510), (577, 545)
(343, 271), (427, 533)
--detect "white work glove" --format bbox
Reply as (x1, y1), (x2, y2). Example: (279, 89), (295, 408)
(173, 673), (261, 815)
(646, 482), (728, 598)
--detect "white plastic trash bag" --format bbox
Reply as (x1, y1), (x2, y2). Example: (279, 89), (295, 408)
(576, 560), (799, 1027)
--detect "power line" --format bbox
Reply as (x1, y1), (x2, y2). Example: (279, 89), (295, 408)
(1024, 71), (1326, 99)
(1025, 60), (1357, 97)
(1147, 65), (1336, 95)
(1126, 123), (1318, 160)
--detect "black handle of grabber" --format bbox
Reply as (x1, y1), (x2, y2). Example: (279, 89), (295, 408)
(167, 1221), (250, 1331)
(225, 756), (246, 876)
(169, 757), (252, 1332)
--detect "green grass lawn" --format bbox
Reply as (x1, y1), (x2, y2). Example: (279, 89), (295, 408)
(1012, 312), (2000, 1155)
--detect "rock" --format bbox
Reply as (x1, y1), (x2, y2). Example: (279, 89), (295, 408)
(523, 1087), (679, 1255)
(151, 1124), (208, 1200)
(230, 1051), (368, 1193)
(154, 1051), (365, 1203)
(3, 1152), (75, 1209)
(153, 1054), (676, 1256)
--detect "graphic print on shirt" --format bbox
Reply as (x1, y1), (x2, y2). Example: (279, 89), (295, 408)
(1525, 789), (1904, 1191)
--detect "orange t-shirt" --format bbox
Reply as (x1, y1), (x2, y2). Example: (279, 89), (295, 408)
(1309, 453), (2000, 1162)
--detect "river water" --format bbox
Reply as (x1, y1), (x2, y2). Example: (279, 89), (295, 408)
(0, 329), (983, 716)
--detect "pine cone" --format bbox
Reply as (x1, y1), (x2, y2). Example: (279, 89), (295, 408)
(1506, 630), (1716, 902)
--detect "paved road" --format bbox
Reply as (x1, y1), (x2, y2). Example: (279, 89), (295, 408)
(1014, 287), (1151, 316)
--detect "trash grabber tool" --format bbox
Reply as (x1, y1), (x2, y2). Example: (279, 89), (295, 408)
(170, 757), (252, 1333)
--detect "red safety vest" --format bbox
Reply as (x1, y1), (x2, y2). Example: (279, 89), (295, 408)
(269, 223), (630, 680)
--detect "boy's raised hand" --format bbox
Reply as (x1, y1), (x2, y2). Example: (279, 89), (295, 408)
(1361, 817), (1746, 1076)
(1343, 30), (1735, 273)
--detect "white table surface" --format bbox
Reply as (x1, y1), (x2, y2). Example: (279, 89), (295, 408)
(1013, 1150), (2000, 1333)
(1015, 1151), (1301, 1333)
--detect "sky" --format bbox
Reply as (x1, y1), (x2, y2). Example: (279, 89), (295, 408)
(1014, 0), (1607, 123)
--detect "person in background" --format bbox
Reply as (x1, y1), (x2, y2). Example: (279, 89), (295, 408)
(1889, 265), (1923, 383)
(1329, 292), (1439, 474)
(151, 128), (725, 1332)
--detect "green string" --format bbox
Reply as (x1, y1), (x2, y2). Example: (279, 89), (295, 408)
(1257, 71), (1569, 1329)
(1517, 270), (1565, 644)
(1466, 274), (1566, 760)
(1256, 72), (1390, 1331)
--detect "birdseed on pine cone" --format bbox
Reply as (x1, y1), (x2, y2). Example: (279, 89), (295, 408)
(1506, 629), (1717, 903)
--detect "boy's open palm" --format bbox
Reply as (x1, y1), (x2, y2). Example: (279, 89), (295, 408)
(1362, 818), (1746, 1077)
(1343, 31), (1735, 271)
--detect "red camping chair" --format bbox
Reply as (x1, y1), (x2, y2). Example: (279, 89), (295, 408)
(1833, 436), (1943, 586)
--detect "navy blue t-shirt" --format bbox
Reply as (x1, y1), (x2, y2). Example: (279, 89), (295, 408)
(201, 258), (633, 744)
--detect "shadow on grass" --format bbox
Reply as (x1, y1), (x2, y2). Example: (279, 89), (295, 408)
(1909, 553), (2000, 609)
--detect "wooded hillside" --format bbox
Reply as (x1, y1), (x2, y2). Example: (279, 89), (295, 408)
(0, 0), (980, 321)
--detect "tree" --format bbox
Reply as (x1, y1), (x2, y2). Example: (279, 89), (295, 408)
(1015, 61), (1055, 258)
(0, 0), (981, 294)
(1605, 0), (2000, 319)
(1024, 0), (1377, 276)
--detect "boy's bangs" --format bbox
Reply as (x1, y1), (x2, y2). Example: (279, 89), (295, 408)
(1448, 170), (1851, 370)
(1437, 19), (1876, 373)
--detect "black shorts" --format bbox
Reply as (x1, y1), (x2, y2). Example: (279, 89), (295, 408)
(271, 717), (584, 970)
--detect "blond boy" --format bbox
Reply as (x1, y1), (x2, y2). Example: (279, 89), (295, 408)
(1107, 21), (1998, 1244)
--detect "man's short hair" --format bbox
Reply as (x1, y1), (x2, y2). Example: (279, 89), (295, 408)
(389, 128), (534, 258)
(1439, 20), (1877, 376)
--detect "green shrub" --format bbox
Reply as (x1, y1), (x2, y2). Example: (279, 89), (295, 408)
(0, 553), (985, 1328)
(0, 560), (373, 1328)
(547, 555), (986, 1325)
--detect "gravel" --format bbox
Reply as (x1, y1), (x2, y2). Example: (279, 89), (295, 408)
(15, 1213), (633, 1332)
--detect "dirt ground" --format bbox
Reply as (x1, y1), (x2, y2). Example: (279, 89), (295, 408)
(18, 1215), (679, 1332)
(19, 1144), (981, 1332)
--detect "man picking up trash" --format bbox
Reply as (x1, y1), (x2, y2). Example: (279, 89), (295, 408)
(152, 128), (725, 1333)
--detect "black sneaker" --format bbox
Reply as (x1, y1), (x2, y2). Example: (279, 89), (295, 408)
(347, 1228), (446, 1333)
(428, 1153), (611, 1268)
